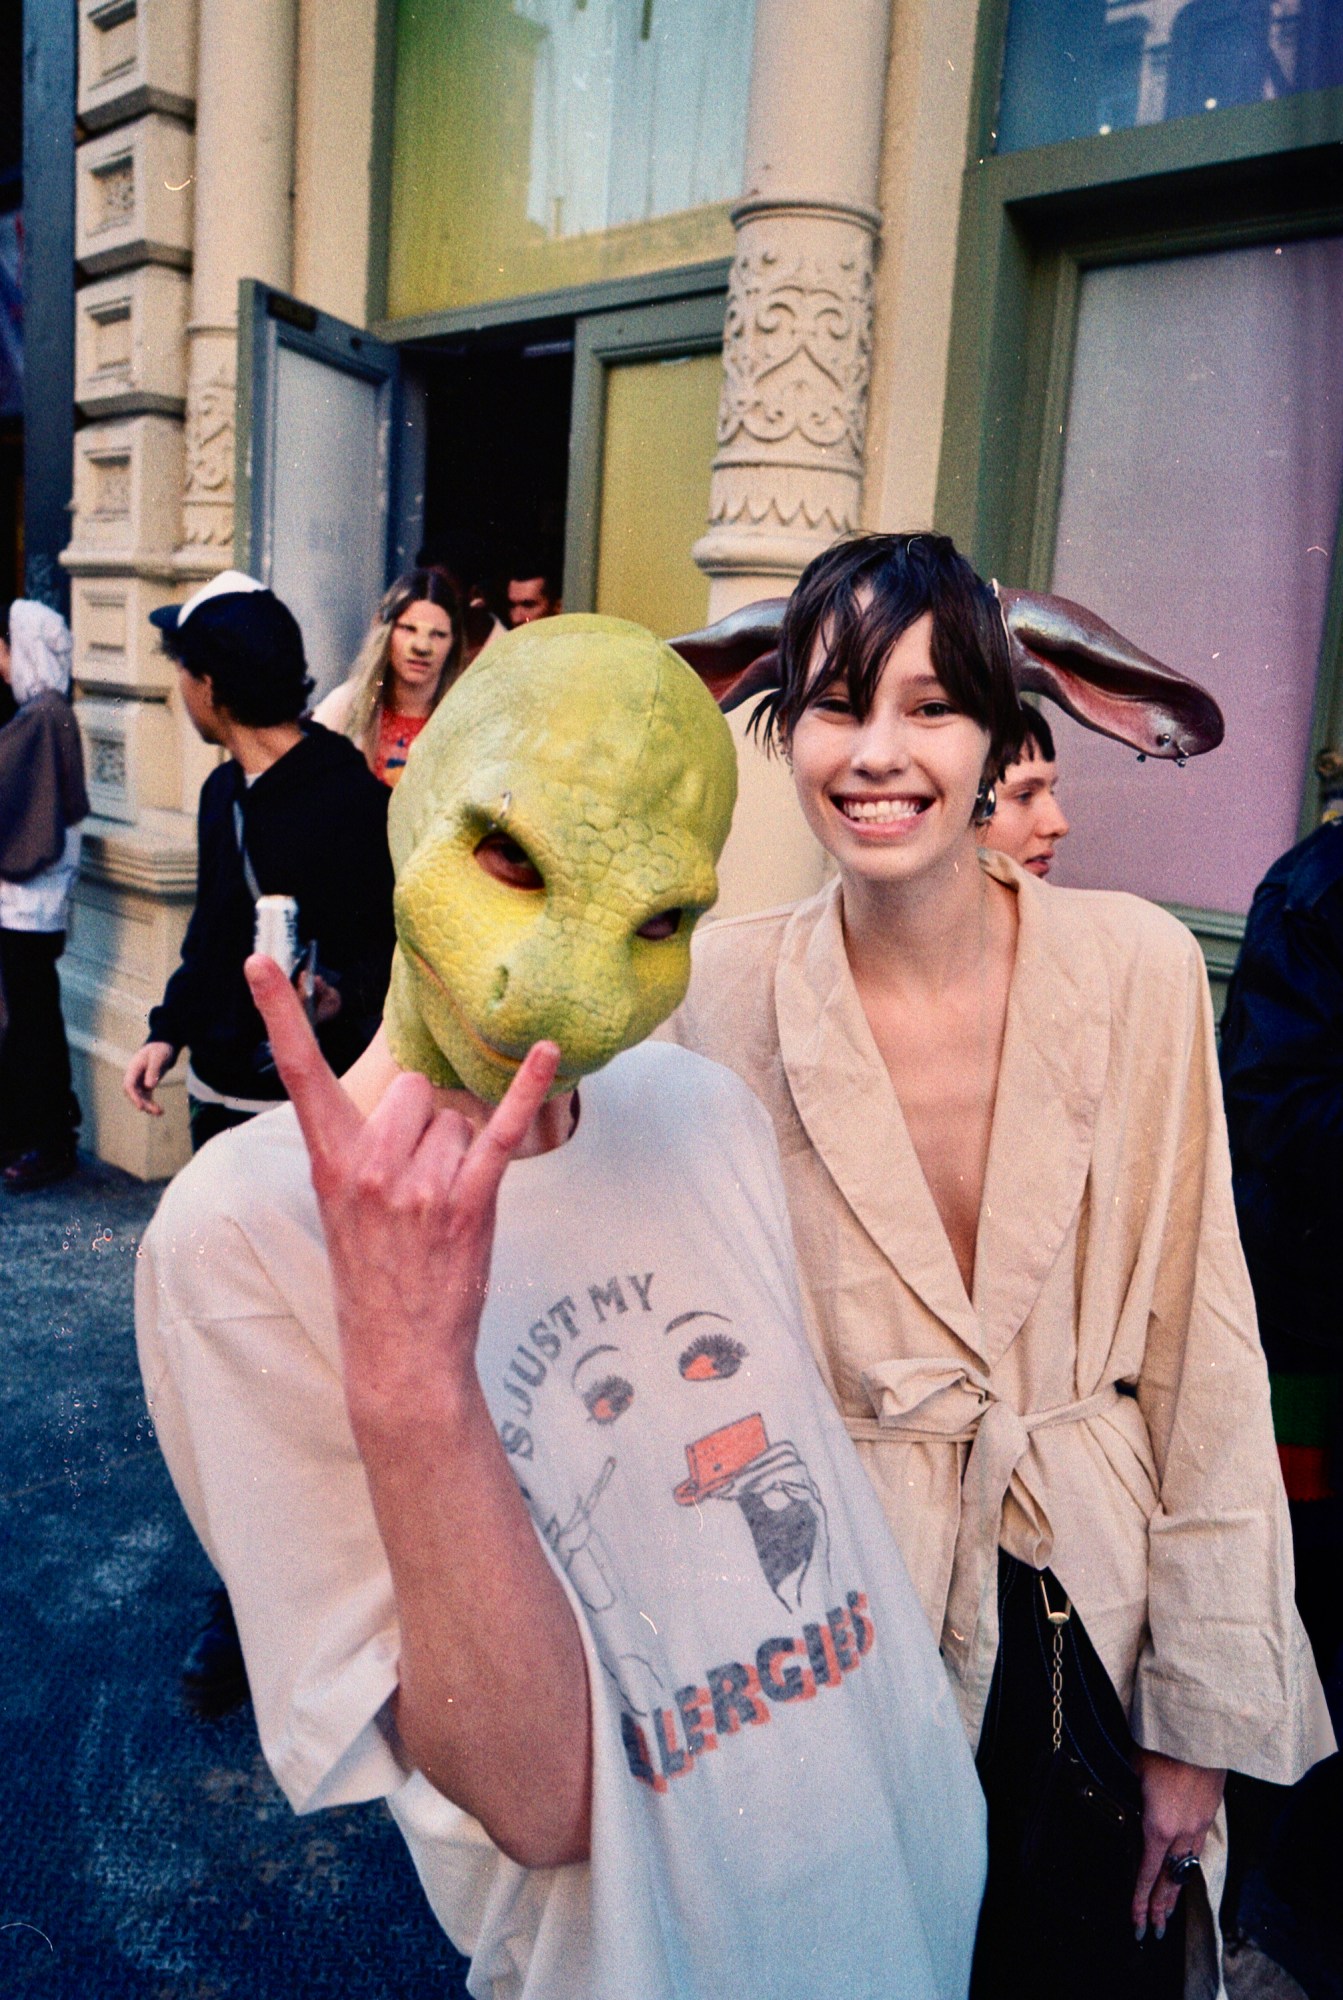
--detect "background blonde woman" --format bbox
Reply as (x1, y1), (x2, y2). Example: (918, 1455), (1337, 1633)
(315, 567), (464, 788)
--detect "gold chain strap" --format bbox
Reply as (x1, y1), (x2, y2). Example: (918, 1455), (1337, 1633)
(1039, 1574), (1073, 1755)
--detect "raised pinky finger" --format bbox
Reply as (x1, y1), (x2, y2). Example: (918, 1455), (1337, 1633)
(462, 1044), (564, 1202)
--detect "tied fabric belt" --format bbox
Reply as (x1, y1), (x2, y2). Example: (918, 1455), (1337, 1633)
(844, 1361), (1123, 1744)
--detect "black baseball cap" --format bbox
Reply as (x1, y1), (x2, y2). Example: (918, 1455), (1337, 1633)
(150, 570), (306, 677)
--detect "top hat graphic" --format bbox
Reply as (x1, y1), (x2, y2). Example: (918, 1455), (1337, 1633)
(673, 1413), (769, 1505)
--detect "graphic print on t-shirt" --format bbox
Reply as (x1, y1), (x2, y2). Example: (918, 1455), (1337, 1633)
(673, 1414), (830, 1611)
(483, 1262), (878, 1791)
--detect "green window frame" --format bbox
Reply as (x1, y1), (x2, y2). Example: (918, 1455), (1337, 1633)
(936, 0), (1343, 975)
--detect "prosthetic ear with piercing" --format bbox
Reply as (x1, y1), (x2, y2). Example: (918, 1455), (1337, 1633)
(991, 585), (1223, 763)
(669, 587), (1225, 761)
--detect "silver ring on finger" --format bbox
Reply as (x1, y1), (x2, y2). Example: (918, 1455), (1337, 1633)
(1164, 1851), (1201, 1885)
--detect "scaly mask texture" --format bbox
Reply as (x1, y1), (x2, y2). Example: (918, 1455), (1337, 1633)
(384, 614), (738, 1102)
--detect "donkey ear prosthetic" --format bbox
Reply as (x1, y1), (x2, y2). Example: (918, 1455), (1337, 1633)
(670, 587), (1225, 761)
(998, 587), (1224, 761)
(668, 598), (788, 712)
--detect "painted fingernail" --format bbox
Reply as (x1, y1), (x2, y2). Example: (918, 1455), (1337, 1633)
(1134, 1921), (1147, 1943)
(1154, 1922), (1166, 1942)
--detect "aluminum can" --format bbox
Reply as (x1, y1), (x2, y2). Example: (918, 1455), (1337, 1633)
(253, 894), (300, 978)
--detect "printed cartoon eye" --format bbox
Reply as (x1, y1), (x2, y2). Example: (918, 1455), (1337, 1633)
(635, 908), (683, 941)
(582, 1374), (635, 1424)
(475, 830), (544, 891)
(678, 1332), (747, 1382)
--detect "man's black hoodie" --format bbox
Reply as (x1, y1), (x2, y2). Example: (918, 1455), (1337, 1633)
(148, 722), (395, 1099)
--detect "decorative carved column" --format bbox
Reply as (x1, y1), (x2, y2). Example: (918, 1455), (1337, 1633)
(694, 0), (891, 612)
(693, 0), (892, 922)
(178, 0), (297, 569)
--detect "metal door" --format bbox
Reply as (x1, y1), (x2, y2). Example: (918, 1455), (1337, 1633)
(235, 282), (420, 700)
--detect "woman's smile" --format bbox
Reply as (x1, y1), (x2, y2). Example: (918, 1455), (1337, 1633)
(831, 792), (933, 831)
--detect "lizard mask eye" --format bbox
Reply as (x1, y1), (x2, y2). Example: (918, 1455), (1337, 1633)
(475, 830), (544, 891)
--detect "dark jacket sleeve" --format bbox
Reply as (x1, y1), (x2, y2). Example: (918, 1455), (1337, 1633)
(1220, 831), (1343, 1352)
(293, 763), (396, 1074)
(146, 774), (231, 1058)
(0, 694), (88, 883)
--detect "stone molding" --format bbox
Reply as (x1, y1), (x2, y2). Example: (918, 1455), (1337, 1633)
(75, 114), (195, 277)
(75, 264), (189, 418)
(64, 570), (186, 695)
(730, 194), (883, 232)
(79, 0), (198, 132)
(77, 810), (198, 897)
(695, 197), (878, 581)
(67, 412), (185, 561)
(79, 695), (179, 823)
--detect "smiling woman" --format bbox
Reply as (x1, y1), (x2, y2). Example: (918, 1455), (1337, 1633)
(670, 530), (1332, 2000)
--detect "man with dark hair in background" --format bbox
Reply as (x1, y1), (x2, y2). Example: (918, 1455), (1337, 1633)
(124, 569), (395, 1156)
(122, 568), (397, 1719)
(506, 552), (563, 627)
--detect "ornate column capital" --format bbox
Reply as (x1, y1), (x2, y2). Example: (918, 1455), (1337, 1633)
(694, 197), (878, 582)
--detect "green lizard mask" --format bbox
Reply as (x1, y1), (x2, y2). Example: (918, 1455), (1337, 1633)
(384, 614), (737, 1102)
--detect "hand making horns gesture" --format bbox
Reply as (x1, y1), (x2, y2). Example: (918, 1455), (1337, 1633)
(244, 952), (562, 1425)
(243, 954), (590, 1868)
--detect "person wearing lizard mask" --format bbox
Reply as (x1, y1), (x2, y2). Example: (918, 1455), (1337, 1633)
(135, 614), (988, 2000)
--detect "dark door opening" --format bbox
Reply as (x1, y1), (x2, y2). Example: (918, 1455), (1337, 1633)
(410, 323), (575, 630)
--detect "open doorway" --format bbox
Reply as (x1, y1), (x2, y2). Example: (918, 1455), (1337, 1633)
(235, 279), (726, 694)
(410, 323), (575, 633)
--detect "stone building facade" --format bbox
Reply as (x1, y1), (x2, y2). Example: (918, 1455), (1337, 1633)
(55, 0), (1343, 1174)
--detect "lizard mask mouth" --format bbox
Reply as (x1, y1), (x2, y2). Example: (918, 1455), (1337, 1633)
(405, 944), (584, 1089)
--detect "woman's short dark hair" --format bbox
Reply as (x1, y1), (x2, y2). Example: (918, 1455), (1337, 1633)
(754, 532), (1023, 772)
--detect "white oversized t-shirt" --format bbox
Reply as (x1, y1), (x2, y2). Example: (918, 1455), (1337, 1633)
(137, 1041), (986, 2000)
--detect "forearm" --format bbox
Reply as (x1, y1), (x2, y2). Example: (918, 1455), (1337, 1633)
(351, 1372), (592, 1868)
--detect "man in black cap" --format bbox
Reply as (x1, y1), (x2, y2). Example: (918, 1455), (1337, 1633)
(124, 570), (395, 1155)
(123, 570), (396, 1718)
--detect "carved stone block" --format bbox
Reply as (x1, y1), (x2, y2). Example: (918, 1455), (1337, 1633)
(76, 115), (194, 275)
(69, 415), (184, 559)
(75, 265), (189, 417)
(695, 204), (878, 580)
(77, 694), (179, 823)
(69, 569), (186, 693)
(79, 0), (198, 132)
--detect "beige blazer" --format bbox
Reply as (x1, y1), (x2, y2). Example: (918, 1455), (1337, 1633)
(668, 852), (1331, 1784)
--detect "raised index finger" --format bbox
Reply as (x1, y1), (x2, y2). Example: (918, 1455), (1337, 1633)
(245, 953), (362, 1164)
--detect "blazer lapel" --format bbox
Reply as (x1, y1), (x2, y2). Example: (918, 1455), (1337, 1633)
(775, 883), (988, 1359)
(972, 854), (1111, 1360)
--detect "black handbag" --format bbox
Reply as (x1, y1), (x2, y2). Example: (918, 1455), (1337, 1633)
(971, 1559), (1186, 2000)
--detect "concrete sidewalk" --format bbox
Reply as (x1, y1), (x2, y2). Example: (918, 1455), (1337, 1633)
(1, 1155), (469, 2000)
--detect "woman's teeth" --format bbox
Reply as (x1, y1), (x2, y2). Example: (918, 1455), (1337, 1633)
(838, 797), (926, 822)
